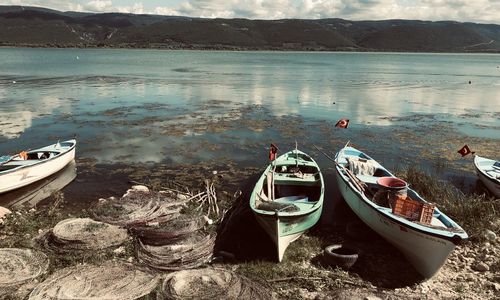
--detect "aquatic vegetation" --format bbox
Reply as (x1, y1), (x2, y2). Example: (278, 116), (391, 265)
(397, 166), (500, 241)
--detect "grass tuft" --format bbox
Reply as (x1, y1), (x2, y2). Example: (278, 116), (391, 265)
(397, 166), (500, 241)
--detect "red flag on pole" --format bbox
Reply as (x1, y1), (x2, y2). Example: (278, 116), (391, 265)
(335, 118), (349, 129)
(457, 145), (475, 157)
(269, 143), (278, 161)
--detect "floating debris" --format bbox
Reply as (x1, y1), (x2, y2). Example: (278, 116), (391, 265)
(137, 232), (215, 271)
(41, 218), (129, 252)
(159, 268), (272, 299)
(0, 248), (49, 297)
(29, 262), (159, 300)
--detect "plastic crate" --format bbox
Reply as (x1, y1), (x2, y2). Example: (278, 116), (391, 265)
(392, 196), (435, 224)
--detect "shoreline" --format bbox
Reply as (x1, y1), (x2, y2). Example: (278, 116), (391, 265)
(2, 44), (500, 54)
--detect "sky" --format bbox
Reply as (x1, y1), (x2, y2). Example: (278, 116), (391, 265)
(2, 0), (500, 24)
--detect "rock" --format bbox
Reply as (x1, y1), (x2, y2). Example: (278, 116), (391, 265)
(472, 262), (490, 272)
(146, 221), (159, 227)
(203, 215), (213, 225)
(177, 194), (189, 200)
(131, 185), (149, 192)
(0, 219), (4, 226)
(29, 208), (36, 213)
(113, 246), (126, 255)
(484, 230), (497, 242)
(212, 170), (218, 175)
(127, 257), (134, 263)
(364, 296), (382, 300)
(491, 282), (500, 291)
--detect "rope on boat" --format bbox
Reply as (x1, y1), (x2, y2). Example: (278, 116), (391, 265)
(159, 268), (272, 299)
(0, 248), (49, 298)
(28, 262), (159, 300)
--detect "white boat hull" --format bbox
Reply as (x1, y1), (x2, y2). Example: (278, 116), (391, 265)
(0, 140), (76, 194)
(474, 155), (500, 198)
(336, 174), (456, 278)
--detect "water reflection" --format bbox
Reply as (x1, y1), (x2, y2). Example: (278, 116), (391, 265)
(0, 160), (77, 209)
(0, 50), (498, 165)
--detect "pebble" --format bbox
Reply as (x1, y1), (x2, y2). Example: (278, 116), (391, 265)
(472, 262), (490, 272)
(364, 296), (382, 300)
(204, 215), (213, 225)
(484, 230), (497, 242)
(29, 208), (36, 213)
(113, 246), (126, 255)
(177, 194), (189, 200)
(131, 185), (149, 192)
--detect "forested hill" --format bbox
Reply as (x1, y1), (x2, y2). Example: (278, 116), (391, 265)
(1, 5), (500, 52)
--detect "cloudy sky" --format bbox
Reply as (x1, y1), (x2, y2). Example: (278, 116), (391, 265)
(3, 0), (500, 24)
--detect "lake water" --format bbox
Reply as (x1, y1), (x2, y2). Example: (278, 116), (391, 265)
(0, 48), (499, 205)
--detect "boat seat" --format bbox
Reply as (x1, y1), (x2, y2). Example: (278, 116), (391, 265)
(355, 174), (380, 185)
(273, 172), (318, 184)
(275, 196), (309, 204)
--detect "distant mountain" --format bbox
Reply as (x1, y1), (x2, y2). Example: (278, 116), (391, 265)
(1, 5), (499, 52)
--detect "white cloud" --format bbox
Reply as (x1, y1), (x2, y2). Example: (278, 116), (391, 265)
(83, 0), (113, 12)
(116, 2), (144, 14)
(1, 0), (500, 24)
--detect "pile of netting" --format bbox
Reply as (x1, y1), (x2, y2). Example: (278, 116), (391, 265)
(130, 215), (205, 246)
(28, 262), (159, 300)
(137, 232), (215, 270)
(95, 185), (217, 270)
(158, 268), (272, 299)
(0, 248), (49, 297)
(40, 218), (129, 253)
(94, 186), (193, 226)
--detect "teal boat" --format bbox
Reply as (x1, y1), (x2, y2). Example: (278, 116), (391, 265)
(249, 148), (324, 261)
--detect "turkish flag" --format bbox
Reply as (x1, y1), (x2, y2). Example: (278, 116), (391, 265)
(269, 143), (278, 161)
(335, 118), (349, 128)
(457, 145), (475, 157)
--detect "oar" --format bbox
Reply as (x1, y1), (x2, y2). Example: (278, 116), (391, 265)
(313, 144), (371, 196)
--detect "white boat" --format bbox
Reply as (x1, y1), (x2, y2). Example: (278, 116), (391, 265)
(250, 148), (324, 262)
(334, 145), (467, 278)
(474, 155), (500, 198)
(0, 160), (77, 209)
(0, 139), (76, 194)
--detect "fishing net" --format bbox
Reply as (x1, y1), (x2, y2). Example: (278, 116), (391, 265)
(94, 189), (190, 226)
(158, 268), (272, 299)
(41, 218), (129, 252)
(0, 248), (49, 297)
(29, 262), (159, 300)
(137, 232), (215, 271)
(256, 201), (300, 212)
(130, 216), (205, 246)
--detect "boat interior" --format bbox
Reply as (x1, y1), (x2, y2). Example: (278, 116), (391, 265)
(339, 151), (454, 229)
(0, 151), (62, 172)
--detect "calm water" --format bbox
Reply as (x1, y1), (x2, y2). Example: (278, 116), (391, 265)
(0, 48), (499, 172)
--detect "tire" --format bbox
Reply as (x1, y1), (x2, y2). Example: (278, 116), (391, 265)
(323, 244), (359, 269)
